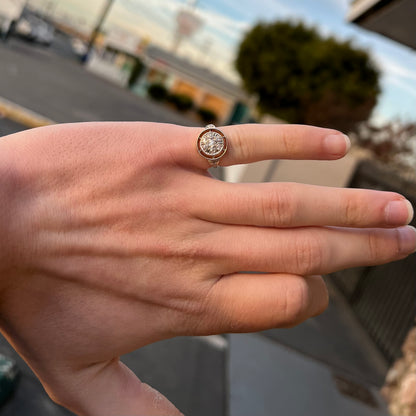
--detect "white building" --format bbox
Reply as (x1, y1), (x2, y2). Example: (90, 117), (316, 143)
(0, 0), (25, 36)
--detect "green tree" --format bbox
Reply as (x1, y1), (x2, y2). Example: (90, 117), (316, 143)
(236, 21), (380, 132)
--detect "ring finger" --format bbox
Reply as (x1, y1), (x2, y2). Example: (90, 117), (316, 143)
(210, 225), (416, 276)
(188, 180), (414, 228)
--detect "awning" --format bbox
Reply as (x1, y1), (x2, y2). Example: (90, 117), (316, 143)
(348, 0), (416, 50)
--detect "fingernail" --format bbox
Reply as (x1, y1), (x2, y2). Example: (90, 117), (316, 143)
(398, 226), (416, 254)
(324, 134), (350, 156)
(385, 200), (414, 225)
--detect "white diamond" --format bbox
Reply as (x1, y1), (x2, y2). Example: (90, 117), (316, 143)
(200, 132), (224, 156)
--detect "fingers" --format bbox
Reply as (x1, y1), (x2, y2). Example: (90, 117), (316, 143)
(175, 124), (350, 169)
(202, 273), (328, 334)
(189, 180), (414, 228)
(49, 360), (183, 416)
(209, 225), (416, 276)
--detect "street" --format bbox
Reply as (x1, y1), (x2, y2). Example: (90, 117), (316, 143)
(0, 35), (197, 126)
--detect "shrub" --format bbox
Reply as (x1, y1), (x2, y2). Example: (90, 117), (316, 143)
(148, 83), (168, 101)
(167, 93), (194, 112)
(197, 107), (218, 124)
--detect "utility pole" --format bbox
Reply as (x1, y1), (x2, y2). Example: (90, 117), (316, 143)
(173, 0), (202, 54)
(82, 0), (115, 62)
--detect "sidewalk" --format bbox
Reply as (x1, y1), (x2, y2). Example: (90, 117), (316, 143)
(262, 278), (388, 387)
(229, 333), (390, 416)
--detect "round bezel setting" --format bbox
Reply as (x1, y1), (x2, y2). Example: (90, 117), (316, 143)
(197, 127), (228, 163)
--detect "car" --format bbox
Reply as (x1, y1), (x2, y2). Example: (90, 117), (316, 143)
(14, 12), (54, 46)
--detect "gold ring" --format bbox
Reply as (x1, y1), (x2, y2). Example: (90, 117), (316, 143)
(196, 124), (228, 168)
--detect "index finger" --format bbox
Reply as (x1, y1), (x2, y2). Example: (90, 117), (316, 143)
(174, 124), (350, 169)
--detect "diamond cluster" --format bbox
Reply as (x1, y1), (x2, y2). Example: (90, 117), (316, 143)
(199, 131), (225, 156)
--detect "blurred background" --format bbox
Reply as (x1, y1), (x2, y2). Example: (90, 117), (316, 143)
(0, 0), (415, 415)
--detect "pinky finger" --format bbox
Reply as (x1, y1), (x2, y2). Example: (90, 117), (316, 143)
(201, 273), (328, 334)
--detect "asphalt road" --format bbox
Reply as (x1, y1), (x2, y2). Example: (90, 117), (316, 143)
(0, 117), (27, 137)
(0, 36), (197, 125)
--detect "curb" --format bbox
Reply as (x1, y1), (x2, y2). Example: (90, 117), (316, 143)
(0, 97), (55, 128)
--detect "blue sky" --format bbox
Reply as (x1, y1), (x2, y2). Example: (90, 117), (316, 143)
(34, 0), (416, 124)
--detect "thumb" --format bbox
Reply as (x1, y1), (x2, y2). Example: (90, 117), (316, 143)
(50, 359), (183, 416)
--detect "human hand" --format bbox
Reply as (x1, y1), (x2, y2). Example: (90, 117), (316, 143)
(0, 122), (414, 415)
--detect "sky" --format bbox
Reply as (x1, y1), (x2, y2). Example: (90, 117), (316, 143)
(31, 0), (416, 124)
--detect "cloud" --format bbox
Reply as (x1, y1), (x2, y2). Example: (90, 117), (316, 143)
(108, 0), (247, 82)
(384, 76), (416, 99)
(379, 58), (416, 83)
(373, 51), (416, 98)
(320, 0), (350, 12)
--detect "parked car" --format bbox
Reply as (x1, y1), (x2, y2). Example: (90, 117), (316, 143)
(14, 12), (54, 46)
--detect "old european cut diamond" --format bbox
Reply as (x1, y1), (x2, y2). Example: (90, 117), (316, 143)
(197, 125), (227, 167)
(200, 131), (224, 156)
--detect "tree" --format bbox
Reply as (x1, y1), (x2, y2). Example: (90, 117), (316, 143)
(236, 21), (380, 132)
(352, 121), (416, 177)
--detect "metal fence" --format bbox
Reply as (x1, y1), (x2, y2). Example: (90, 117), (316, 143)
(332, 160), (416, 364)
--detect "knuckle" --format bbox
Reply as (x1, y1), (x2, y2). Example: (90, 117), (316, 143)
(168, 237), (211, 261)
(294, 235), (323, 275)
(280, 130), (295, 154)
(280, 278), (310, 325)
(343, 195), (363, 225)
(263, 185), (296, 226)
(366, 231), (382, 262)
(231, 126), (251, 162)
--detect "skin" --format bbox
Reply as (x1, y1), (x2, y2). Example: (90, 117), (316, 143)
(0, 122), (414, 415)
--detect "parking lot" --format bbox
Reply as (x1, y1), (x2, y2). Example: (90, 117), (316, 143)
(0, 35), (197, 126)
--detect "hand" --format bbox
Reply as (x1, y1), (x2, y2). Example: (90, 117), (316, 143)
(0, 122), (414, 415)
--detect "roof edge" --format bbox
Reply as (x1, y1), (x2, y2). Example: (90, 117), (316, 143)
(347, 0), (395, 22)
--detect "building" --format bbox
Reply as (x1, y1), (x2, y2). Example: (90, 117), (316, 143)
(86, 30), (251, 126)
(0, 0), (24, 38)
(348, 0), (416, 50)
(86, 27), (144, 88)
(140, 45), (250, 125)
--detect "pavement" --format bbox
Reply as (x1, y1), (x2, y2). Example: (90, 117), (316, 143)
(0, 35), (197, 126)
(0, 34), (391, 416)
(229, 333), (389, 416)
(0, 96), (53, 128)
(263, 277), (388, 387)
(0, 334), (226, 416)
(0, 117), (27, 137)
